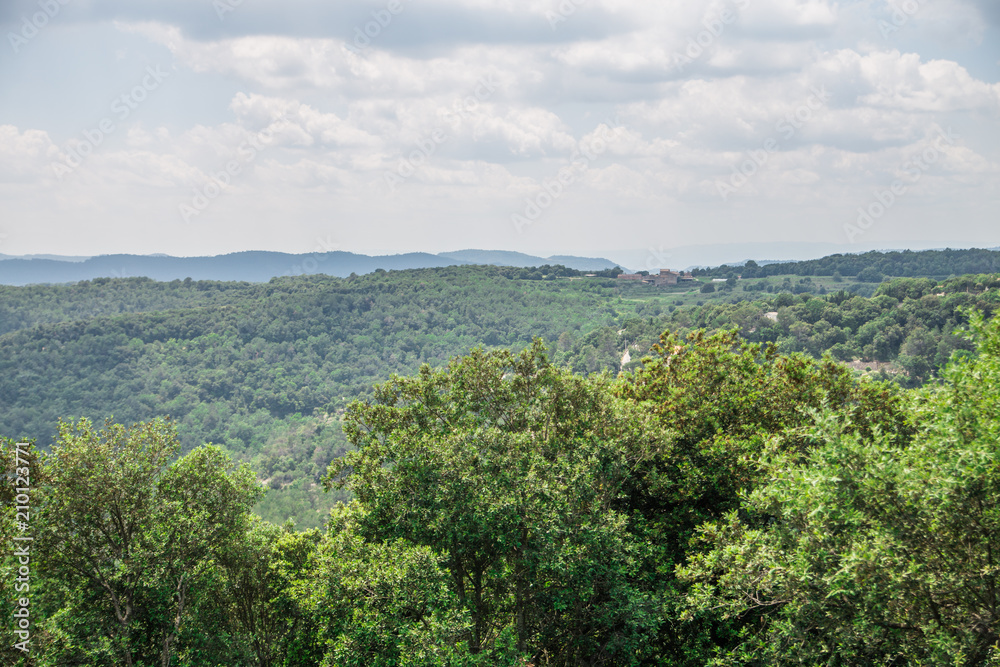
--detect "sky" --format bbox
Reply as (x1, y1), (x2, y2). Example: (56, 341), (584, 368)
(0, 0), (997, 262)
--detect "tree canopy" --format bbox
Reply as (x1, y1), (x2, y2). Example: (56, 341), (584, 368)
(1, 265), (999, 665)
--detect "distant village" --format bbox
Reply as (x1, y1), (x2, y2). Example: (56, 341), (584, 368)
(616, 268), (697, 286)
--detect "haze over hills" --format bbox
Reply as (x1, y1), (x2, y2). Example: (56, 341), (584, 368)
(2, 243), (998, 286)
(437, 250), (620, 271)
(0, 250), (626, 286)
(0, 254), (92, 262)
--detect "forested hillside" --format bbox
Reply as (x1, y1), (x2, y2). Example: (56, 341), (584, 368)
(695, 246), (1000, 279)
(3, 312), (999, 665)
(0, 266), (630, 527)
(570, 274), (1000, 385)
(1, 262), (998, 528)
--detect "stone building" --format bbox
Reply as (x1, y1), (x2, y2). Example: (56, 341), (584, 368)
(617, 269), (696, 286)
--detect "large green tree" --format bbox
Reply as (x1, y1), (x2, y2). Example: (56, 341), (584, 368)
(326, 340), (668, 665)
(298, 503), (475, 667)
(614, 328), (915, 664)
(679, 312), (1000, 664)
(218, 517), (324, 667)
(36, 418), (261, 666)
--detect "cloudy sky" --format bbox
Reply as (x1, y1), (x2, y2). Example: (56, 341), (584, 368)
(0, 0), (997, 261)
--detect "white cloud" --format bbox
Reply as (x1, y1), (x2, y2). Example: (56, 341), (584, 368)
(850, 50), (1000, 112)
(0, 0), (997, 256)
(0, 126), (59, 182)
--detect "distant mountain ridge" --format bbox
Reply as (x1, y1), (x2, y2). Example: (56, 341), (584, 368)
(437, 250), (620, 271)
(5, 244), (997, 287)
(0, 253), (91, 262)
(0, 250), (626, 286)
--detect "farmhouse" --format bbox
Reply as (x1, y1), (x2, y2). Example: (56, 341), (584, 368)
(617, 269), (696, 286)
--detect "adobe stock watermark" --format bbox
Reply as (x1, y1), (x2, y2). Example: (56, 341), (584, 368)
(879, 0), (922, 39)
(511, 115), (625, 234)
(546, 0), (589, 30)
(8, 0), (71, 54)
(844, 127), (958, 244)
(383, 75), (500, 194)
(286, 235), (341, 276)
(101, 267), (133, 280)
(345, 0), (412, 53)
(179, 115), (287, 223)
(716, 85), (831, 201)
(11, 442), (33, 653)
(672, 0), (750, 72)
(643, 246), (673, 273)
(214, 0), (245, 21)
(51, 65), (170, 180)
(383, 128), (447, 193)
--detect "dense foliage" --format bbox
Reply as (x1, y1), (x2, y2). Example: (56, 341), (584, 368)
(679, 312), (1000, 664)
(4, 311), (999, 664)
(3, 253), (1000, 663)
(326, 341), (667, 664)
(694, 247), (1000, 279)
(1, 266), (998, 531)
(568, 275), (1000, 386)
(0, 267), (640, 528)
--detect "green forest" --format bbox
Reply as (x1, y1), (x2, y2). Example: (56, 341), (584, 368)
(693, 247), (1000, 280)
(2, 260), (998, 528)
(2, 249), (1000, 664)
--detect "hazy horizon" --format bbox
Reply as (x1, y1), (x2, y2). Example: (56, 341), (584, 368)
(3, 241), (999, 279)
